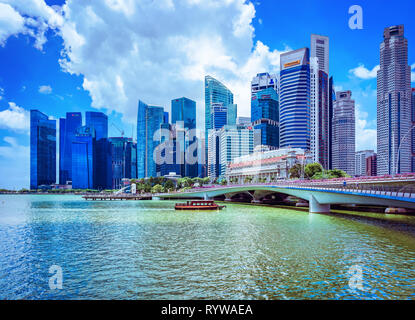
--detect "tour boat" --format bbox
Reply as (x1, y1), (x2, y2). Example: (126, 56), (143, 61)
(175, 200), (226, 210)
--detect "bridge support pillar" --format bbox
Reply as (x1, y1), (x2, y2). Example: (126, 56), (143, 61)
(203, 193), (211, 200)
(309, 195), (330, 213)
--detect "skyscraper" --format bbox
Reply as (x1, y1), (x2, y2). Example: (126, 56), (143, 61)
(85, 111), (111, 190)
(71, 126), (95, 189)
(377, 25), (412, 175)
(310, 34), (330, 169)
(411, 88), (415, 172)
(109, 137), (136, 189)
(171, 97), (196, 130)
(30, 110), (56, 189)
(205, 75), (234, 175)
(226, 104), (237, 126)
(328, 76), (335, 169)
(211, 103), (228, 130)
(280, 48), (310, 150)
(59, 112), (82, 185)
(137, 100), (164, 178)
(251, 72), (279, 149)
(355, 150), (376, 176)
(332, 91), (355, 176)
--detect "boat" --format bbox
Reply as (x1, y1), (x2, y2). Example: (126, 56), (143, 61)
(175, 200), (226, 210)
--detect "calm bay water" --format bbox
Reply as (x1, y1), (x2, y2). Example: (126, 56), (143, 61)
(1, 195), (415, 300)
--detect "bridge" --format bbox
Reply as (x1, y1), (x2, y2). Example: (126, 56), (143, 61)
(156, 179), (415, 213)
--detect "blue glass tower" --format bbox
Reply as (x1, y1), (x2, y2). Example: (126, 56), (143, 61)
(205, 76), (233, 176)
(109, 137), (136, 189)
(86, 111), (108, 140)
(171, 97), (196, 130)
(71, 126), (95, 189)
(211, 104), (228, 130)
(226, 104), (237, 126)
(251, 87), (279, 148)
(280, 48), (311, 150)
(59, 112), (82, 184)
(137, 100), (164, 178)
(30, 110), (56, 189)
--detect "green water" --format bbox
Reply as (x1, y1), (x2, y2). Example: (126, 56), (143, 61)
(1, 194), (415, 299)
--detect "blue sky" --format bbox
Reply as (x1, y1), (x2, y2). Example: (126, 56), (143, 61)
(0, 0), (414, 189)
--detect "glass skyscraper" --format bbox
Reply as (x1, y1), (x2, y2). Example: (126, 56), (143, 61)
(211, 103), (228, 130)
(205, 75), (234, 175)
(86, 111), (108, 140)
(251, 73), (279, 149)
(30, 110), (56, 189)
(280, 48), (311, 150)
(59, 112), (82, 184)
(171, 97), (196, 130)
(109, 137), (137, 189)
(71, 126), (95, 189)
(377, 25), (412, 175)
(137, 100), (164, 178)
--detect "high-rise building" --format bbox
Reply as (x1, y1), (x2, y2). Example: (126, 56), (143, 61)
(109, 137), (136, 189)
(59, 112), (82, 185)
(366, 154), (377, 176)
(310, 34), (329, 75)
(85, 111), (111, 190)
(280, 48), (310, 150)
(205, 75), (234, 174)
(30, 110), (56, 189)
(237, 117), (251, 126)
(377, 25), (412, 175)
(251, 73), (279, 149)
(355, 150), (376, 176)
(332, 91), (355, 176)
(211, 103), (228, 130)
(71, 126), (95, 189)
(208, 125), (257, 179)
(328, 77), (335, 169)
(411, 88), (415, 172)
(227, 104), (237, 126)
(137, 100), (164, 178)
(171, 97), (196, 130)
(310, 35), (330, 169)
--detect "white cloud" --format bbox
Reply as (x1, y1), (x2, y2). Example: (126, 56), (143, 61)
(0, 3), (25, 45)
(38, 85), (52, 94)
(411, 63), (415, 83)
(355, 103), (377, 151)
(349, 64), (380, 80)
(0, 102), (30, 132)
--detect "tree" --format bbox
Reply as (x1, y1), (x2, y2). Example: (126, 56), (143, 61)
(327, 169), (349, 178)
(289, 164), (302, 179)
(305, 163), (323, 179)
(151, 184), (163, 194)
(164, 179), (175, 192)
(201, 177), (210, 185)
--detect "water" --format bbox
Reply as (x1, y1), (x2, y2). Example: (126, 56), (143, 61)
(1, 195), (415, 300)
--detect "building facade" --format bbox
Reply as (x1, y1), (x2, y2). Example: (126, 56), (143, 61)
(280, 48), (311, 150)
(71, 126), (95, 189)
(171, 97), (196, 130)
(59, 112), (82, 185)
(355, 150), (376, 176)
(30, 110), (56, 189)
(366, 154), (377, 176)
(226, 147), (311, 183)
(411, 88), (415, 172)
(208, 125), (256, 179)
(109, 137), (137, 189)
(332, 91), (356, 176)
(377, 25), (412, 175)
(310, 34), (329, 75)
(137, 100), (164, 178)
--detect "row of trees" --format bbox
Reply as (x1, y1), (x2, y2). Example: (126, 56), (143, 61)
(130, 177), (211, 194)
(289, 162), (350, 180)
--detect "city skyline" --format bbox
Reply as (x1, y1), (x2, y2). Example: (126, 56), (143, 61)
(1, 1), (415, 188)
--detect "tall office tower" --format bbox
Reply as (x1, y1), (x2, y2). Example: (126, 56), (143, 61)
(227, 104), (237, 126)
(211, 103), (228, 129)
(109, 137), (136, 189)
(30, 110), (56, 189)
(163, 111), (169, 125)
(129, 141), (137, 179)
(310, 34), (330, 169)
(137, 100), (164, 178)
(280, 48), (311, 150)
(251, 72), (279, 149)
(411, 88), (415, 172)
(208, 125), (256, 179)
(71, 126), (95, 189)
(377, 25), (412, 175)
(355, 150), (376, 176)
(328, 76), (335, 169)
(59, 112), (82, 185)
(366, 154), (377, 176)
(205, 75), (234, 174)
(171, 97), (196, 129)
(310, 34), (329, 75)
(85, 111), (111, 189)
(332, 91), (356, 176)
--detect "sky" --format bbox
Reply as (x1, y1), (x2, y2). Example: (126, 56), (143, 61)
(0, 0), (414, 189)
